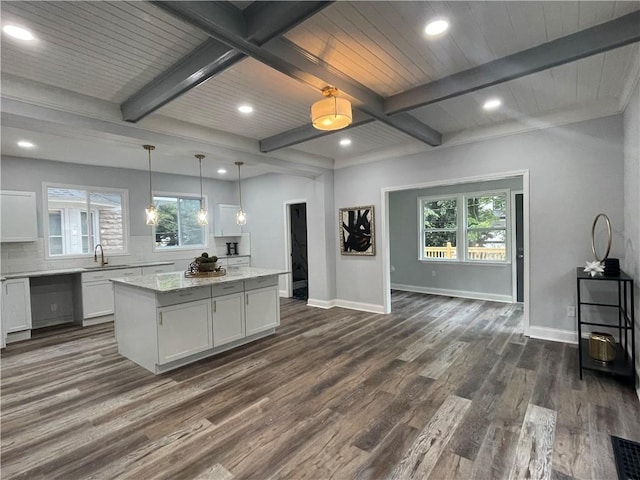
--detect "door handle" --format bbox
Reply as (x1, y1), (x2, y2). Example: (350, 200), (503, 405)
(517, 254), (524, 259)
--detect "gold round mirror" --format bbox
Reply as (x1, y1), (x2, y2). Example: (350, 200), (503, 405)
(591, 213), (612, 262)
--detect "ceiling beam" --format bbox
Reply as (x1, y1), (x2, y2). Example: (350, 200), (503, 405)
(121, 1), (332, 122)
(260, 109), (374, 153)
(385, 11), (640, 115)
(152, 1), (442, 147)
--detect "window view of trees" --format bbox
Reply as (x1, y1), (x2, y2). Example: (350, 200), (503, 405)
(421, 191), (508, 262)
(155, 196), (205, 248)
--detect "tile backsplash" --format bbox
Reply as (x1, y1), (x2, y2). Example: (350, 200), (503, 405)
(0, 233), (250, 274)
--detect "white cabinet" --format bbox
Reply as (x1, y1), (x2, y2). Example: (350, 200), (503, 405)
(81, 268), (141, 319)
(2, 278), (32, 333)
(214, 204), (242, 237)
(157, 299), (212, 364)
(227, 256), (250, 267)
(212, 292), (245, 346)
(1, 191), (38, 242)
(245, 284), (280, 336)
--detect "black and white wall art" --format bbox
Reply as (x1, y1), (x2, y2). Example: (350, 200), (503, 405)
(339, 205), (375, 256)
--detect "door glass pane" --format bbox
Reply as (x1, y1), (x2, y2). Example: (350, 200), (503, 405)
(49, 237), (63, 255)
(49, 211), (62, 236)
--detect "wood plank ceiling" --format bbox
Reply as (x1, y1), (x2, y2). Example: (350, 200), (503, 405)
(1, 1), (638, 170)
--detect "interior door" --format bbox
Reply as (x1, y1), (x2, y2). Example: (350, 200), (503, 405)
(515, 193), (524, 302)
(289, 203), (308, 301)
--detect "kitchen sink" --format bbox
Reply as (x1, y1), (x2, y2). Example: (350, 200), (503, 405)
(84, 264), (131, 270)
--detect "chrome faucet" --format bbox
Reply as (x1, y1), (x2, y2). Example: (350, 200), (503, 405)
(94, 244), (108, 266)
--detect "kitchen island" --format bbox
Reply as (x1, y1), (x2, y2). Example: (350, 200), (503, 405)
(111, 267), (286, 374)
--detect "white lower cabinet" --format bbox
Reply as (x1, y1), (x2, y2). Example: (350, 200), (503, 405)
(245, 285), (280, 336)
(82, 268), (141, 319)
(1, 278), (32, 333)
(212, 292), (245, 346)
(157, 299), (212, 364)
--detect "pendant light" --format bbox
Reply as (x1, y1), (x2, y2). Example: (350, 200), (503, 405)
(235, 161), (246, 226)
(194, 154), (208, 225)
(143, 145), (158, 225)
(311, 86), (352, 131)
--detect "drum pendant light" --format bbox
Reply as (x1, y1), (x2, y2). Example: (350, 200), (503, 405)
(195, 154), (208, 225)
(311, 86), (352, 131)
(235, 161), (246, 226)
(143, 145), (158, 225)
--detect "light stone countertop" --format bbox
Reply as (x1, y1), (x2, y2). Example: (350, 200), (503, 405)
(110, 267), (287, 293)
(1, 261), (176, 280)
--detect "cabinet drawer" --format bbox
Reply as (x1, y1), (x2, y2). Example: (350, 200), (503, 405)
(227, 257), (250, 266)
(211, 281), (243, 297)
(82, 267), (141, 282)
(157, 287), (211, 307)
(244, 276), (278, 291)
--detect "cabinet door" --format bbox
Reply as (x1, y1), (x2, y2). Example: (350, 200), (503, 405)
(82, 281), (114, 318)
(245, 285), (280, 336)
(158, 299), (212, 364)
(2, 278), (32, 332)
(212, 292), (245, 346)
(0, 191), (37, 242)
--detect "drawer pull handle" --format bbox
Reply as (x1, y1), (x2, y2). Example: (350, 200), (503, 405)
(178, 293), (193, 297)
(159, 313), (163, 326)
(213, 300), (216, 313)
(223, 285), (235, 289)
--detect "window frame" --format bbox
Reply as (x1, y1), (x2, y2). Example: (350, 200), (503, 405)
(151, 191), (209, 252)
(43, 182), (130, 259)
(418, 194), (460, 262)
(418, 189), (511, 265)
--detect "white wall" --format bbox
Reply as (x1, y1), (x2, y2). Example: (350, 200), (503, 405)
(335, 115), (625, 331)
(389, 177), (522, 301)
(240, 171), (335, 302)
(0, 156), (241, 273)
(623, 79), (639, 388)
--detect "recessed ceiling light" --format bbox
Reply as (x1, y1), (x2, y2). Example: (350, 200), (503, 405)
(3, 25), (35, 41)
(339, 138), (352, 146)
(425, 19), (449, 36)
(17, 140), (35, 148)
(238, 105), (253, 114)
(217, 168), (227, 174)
(482, 98), (502, 111)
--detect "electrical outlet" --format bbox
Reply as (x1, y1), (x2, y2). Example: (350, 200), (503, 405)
(51, 303), (57, 312)
(567, 306), (575, 317)
(432, 270), (436, 277)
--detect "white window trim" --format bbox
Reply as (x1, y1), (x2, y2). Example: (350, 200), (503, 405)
(43, 182), (130, 260)
(418, 189), (511, 265)
(151, 190), (209, 253)
(418, 194), (459, 262)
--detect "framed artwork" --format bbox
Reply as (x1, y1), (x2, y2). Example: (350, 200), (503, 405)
(339, 205), (375, 256)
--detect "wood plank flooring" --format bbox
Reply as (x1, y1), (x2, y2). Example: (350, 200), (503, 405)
(2, 292), (639, 479)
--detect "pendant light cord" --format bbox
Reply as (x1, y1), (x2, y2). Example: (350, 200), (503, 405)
(148, 150), (153, 205)
(199, 157), (204, 205)
(237, 162), (243, 209)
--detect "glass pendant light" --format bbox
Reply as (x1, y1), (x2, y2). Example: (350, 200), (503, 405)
(195, 154), (208, 225)
(143, 145), (158, 225)
(235, 161), (247, 225)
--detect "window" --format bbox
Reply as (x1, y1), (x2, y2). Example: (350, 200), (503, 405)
(44, 184), (128, 258)
(421, 197), (458, 260)
(153, 194), (206, 250)
(419, 190), (509, 263)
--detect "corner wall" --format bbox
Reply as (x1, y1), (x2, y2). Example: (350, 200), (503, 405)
(622, 79), (639, 390)
(334, 115), (625, 332)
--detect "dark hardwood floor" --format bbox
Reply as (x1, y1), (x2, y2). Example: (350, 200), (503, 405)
(1, 292), (639, 479)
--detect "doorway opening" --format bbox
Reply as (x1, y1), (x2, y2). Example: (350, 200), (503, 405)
(289, 203), (308, 301)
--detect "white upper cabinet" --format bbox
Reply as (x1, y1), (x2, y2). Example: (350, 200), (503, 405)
(1, 191), (38, 242)
(213, 204), (242, 237)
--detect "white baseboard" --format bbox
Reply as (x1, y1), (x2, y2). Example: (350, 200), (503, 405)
(6, 330), (31, 343)
(334, 299), (385, 314)
(391, 283), (513, 303)
(83, 315), (114, 327)
(528, 326), (578, 344)
(306, 298), (385, 314)
(279, 289), (289, 298)
(307, 298), (336, 309)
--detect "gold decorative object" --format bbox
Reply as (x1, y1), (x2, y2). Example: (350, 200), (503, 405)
(591, 213), (612, 262)
(588, 332), (616, 363)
